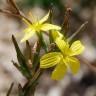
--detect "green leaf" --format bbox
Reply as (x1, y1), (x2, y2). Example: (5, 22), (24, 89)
(12, 60), (31, 79)
(12, 35), (31, 79)
(32, 41), (41, 70)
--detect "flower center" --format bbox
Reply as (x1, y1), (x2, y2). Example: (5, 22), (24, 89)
(34, 23), (42, 32)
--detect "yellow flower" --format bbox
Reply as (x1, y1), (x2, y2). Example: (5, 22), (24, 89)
(21, 11), (61, 42)
(40, 38), (84, 80)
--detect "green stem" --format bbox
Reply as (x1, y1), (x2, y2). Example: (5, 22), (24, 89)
(22, 69), (42, 96)
(36, 32), (48, 52)
(49, 31), (53, 43)
(49, 10), (53, 43)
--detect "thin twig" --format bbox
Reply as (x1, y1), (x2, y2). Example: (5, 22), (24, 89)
(79, 56), (96, 72)
(6, 82), (14, 96)
(0, 0), (32, 24)
(61, 7), (72, 34)
(7, 0), (20, 13)
(68, 21), (88, 42)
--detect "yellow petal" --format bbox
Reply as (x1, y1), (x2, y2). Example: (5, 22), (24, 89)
(41, 23), (61, 31)
(51, 60), (67, 80)
(20, 30), (35, 43)
(23, 27), (34, 33)
(67, 57), (80, 74)
(52, 31), (63, 40)
(39, 11), (50, 24)
(55, 38), (70, 55)
(28, 11), (37, 23)
(70, 40), (84, 56)
(40, 52), (62, 68)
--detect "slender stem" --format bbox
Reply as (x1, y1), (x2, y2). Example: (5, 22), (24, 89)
(36, 32), (47, 52)
(23, 69), (42, 96)
(79, 56), (96, 72)
(49, 10), (53, 43)
(6, 83), (14, 96)
(68, 21), (88, 42)
(0, 9), (32, 25)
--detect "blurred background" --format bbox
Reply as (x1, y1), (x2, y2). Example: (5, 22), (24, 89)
(0, 0), (96, 96)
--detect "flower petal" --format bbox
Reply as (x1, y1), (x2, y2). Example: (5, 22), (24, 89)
(70, 40), (84, 56)
(55, 38), (70, 55)
(23, 27), (34, 33)
(20, 30), (35, 43)
(40, 52), (62, 68)
(39, 11), (50, 24)
(51, 60), (67, 80)
(41, 23), (61, 31)
(67, 57), (80, 74)
(52, 31), (63, 40)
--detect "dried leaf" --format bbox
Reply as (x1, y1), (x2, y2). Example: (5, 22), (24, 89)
(7, 0), (20, 14)
(61, 8), (72, 34)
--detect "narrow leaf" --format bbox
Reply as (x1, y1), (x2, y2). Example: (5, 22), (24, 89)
(12, 35), (31, 78)
(26, 40), (33, 62)
(12, 60), (31, 78)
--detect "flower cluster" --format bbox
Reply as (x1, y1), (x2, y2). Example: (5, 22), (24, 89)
(21, 11), (84, 80)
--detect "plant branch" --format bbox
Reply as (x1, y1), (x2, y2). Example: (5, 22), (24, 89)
(68, 21), (88, 42)
(6, 82), (14, 96)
